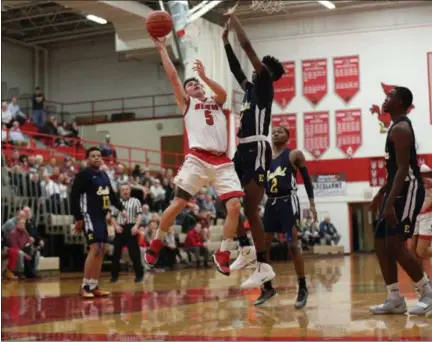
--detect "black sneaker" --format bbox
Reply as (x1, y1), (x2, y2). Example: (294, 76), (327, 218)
(253, 287), (277, 306)
(295, 288), (308, 309)
(110, 276), (118, 283)
(134, 274), (143, 283)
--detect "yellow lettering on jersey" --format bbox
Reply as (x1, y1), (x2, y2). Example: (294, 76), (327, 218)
(97, 186), (110, 196)
(404, 225), (410, 233)
(267, 166), (287, 181)
(270, 178), (278, 193)
(258, 174), (264, 183)
(102, 195), (110, 209)
(88, 233), (94, 241)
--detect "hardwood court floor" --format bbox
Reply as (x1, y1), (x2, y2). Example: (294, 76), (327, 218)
(1, 254), (432, 341)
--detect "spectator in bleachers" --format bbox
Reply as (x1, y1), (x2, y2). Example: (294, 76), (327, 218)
(141, 204), (151, 227)
(150, 179), (166, 212)
(145, 221), (157, 246)
(23, 206), (45, 251)
(2, 210), (25, 237)
(8, 121), (27, 146)
(70, 121), (79, 139)
(32, 86), (45, 129)
(2, 124), (7, 142)
(319, 217), (341, 246)
(111, 164), (128, 192)
(2, 230), (19, 280)
(162, 178), (174, 209)
(100, 134), (117, 161)
(180, 203), (200, 233)
(131, 164), (141, 179)
(60, 157), (76, 178)
(40, 116), (59, 144)
(141, 169), (152, 185)
(302, 217), (321, 248)
(183, 222), (209, 268)
(45, 157), (57, 175)
(34, 154), (44, 172)
(162, 226), (180, 269)
(25, 172), (42, 198)
(166, 168), (174, 180)
(8, 96), (27, 125)
(8, 217), (40, 278)
(57, 120), (74, 142)
(2, 101), (13, 127)
(156, 168), (166, 183)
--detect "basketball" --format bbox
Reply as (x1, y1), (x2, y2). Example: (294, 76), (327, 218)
(145, 11), (173, 38)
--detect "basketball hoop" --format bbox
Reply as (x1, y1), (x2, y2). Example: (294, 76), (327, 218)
(250, 0), (284, 14)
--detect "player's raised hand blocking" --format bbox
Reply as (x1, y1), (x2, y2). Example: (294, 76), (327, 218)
(151, 36), (166, 51)
(193, 60), (206, 79)
(222, 21), (230, 43)
(223, 2), (238, 17)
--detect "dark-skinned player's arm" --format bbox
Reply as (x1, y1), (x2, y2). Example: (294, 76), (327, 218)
(193, 59), (227, 106)
(222, 21), (248, 91)
(383, 122), (412, 226)
(290, 150), (317, 222)
(70, 171), (87, 233)
(151, 36), (189, 113)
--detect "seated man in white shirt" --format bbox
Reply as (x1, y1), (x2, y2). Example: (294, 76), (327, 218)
(8, 97), (27, 125)
(8, 121), (27, 146)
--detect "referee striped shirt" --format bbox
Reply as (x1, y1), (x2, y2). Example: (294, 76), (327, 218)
(111, 197), (142, 225)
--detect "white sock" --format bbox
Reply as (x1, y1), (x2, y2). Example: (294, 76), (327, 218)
(386, 283), (402, 300)
(424, 272), (430, 281)
(89, 279), (98, 290)
(155, 228), (166, 240)
(415, 276), (432, 296)
(220, 239), (235, 252)
(81, 278), (90, 289)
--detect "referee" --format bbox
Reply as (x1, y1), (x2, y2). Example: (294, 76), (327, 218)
(111, 183), (144, 283)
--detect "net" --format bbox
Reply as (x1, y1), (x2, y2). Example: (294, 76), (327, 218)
(250, 0), (284, 14)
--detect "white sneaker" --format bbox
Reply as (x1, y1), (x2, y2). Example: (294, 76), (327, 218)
(409, 292), (432, 316)
(240, 263), (275, 289)
(369, 298), (407, 315)
(230, 246), (257, 272)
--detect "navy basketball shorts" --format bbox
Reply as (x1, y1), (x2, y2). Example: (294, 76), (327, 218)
(263, 195), (301, 241)
(375, 180), (425, 240)
(83, 214), (108, 245)
(233, 140), (272, 187)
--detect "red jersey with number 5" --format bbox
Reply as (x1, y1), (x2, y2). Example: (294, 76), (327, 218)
(184, 96), (228, 152)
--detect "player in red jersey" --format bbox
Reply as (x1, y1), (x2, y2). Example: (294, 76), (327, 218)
(144, 37), (244, 275)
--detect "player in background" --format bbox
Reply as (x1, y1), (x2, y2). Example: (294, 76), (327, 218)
(253, 126), (317, 306)
(409, 164), (432, 282)
(222, 6), (285, 289)
(144, 37), (244, 275)
(369, 87), (432, 316)
(71, 147), (126, 298)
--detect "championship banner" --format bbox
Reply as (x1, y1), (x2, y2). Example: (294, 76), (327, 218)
(274, 61), (296, 109)
(303, 112), (329, 159)
(312, 174), (347, 196)
(335, 109), (362, 158)
(333, 56), (360, 103)
(369, 157), (387, 187)
(272, 114), (297, 149)
(302, 58), (328, 106)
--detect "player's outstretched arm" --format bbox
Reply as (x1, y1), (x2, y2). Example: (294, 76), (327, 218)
(222, 21), (248, 90)
(151, 36), (188, 113)
(193, 59), (227, 105)
(291, 150), (317, 221)
(224, 6), (263, 75)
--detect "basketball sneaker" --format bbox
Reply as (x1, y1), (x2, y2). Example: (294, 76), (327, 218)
(80, 286), (95, 299)
(230, 246), (257, 272)
(213, 250), (231, 276)
(241, 263), (275, 289)
(92, 287), (110, 297)
(295, 288), (309, 309)
(369, 298), (407, 314)
(145, 239), (164, 266)
(409, 293), (432, 316)
(253, 287), (277, 306)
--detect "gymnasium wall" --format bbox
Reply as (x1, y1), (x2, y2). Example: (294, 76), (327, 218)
(243, 5), (432, 253)
(1, 40), (35, 97)
(49, 37), (184, 102)
(90, 117), (183, 167)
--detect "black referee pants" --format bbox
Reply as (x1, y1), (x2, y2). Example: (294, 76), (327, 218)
(111, 224), (143, 278)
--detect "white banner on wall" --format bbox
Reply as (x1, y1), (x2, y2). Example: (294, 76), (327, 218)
(312, 174), (347, 196)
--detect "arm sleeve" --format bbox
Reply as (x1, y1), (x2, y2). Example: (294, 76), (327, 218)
(299, 167), (314, 200)
(70, 171), (87, 220)
(224, 43), (247, 87)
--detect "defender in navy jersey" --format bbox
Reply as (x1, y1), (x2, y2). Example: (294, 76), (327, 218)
(71, 147), (125, 299)
(222, 6), (285, 292)
(369, 87), (432, 316)
(257, 126), (317, 307)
